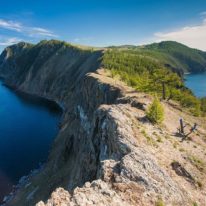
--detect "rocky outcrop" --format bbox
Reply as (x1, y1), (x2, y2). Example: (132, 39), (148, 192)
(34, 103), (187, 206)
(0, 40), (205, 206)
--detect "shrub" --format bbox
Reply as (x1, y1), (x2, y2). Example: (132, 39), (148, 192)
(147, 97), (164, 124)
(155, 198), (165, 206)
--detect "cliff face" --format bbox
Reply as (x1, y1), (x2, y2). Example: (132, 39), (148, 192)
(0, 41), (102, 104)
(1, 41), (206, 206)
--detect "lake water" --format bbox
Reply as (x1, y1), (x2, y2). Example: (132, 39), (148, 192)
(185, 73), (206, 98)
(0, 82), (61, 202)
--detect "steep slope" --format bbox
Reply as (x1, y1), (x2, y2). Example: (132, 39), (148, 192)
(0, 40), (206, 206)
(35, 71), (206, 206)
(0, 40), (102, 103)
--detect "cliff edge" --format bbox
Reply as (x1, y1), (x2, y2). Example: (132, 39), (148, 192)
(0, 40), (206, 206)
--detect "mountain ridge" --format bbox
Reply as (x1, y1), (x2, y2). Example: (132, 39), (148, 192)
(108, 41), (206, 74)
(0, 40), (206, 206)
(2, 39), (206, 74)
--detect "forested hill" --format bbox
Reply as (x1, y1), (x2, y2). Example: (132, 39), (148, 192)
(109, 41), (206, 74)
(143, 41), (206, 73)
(103, 41), (206, 116)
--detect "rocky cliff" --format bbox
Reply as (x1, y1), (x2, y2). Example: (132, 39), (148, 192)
(0, 40), (206, 206)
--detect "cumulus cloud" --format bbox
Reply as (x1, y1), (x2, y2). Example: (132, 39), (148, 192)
(154, 18), (206, 51)
(0, 19), (57, 38)
(0, 37), (22, 46)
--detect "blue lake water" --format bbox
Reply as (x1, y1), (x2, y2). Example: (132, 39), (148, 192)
(0, 82), (61, 202)
(185, 73), (206, 98)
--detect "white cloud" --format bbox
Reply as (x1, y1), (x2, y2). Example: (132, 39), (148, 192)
(0, 19), (22, 32)
(0, 19), (57, 38)
(0, 37), (22, 46)
(154, 18), (206, 51)
(28, 27), (57, 37)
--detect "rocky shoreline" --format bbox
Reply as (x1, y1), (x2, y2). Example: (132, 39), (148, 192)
(1, 164), (44, 206)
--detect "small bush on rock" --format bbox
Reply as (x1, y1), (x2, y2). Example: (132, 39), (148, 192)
(147, 97), (164, 124)
(155, 197), (165, 206)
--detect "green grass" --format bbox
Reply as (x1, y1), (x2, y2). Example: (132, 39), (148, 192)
(141, 130), (157, 146)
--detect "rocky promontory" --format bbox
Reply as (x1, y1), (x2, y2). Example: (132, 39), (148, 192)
(0, 40), (206, 206)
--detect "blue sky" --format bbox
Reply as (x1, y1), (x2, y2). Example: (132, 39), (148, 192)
(0, 0), (206, 51)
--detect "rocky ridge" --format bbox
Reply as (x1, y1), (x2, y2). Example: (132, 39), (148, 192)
(0, 41), (206, 206)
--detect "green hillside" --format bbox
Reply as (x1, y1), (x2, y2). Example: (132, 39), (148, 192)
(103, 42), (206, 116)
(142, 41), (206, 73)
(109, 41), (206, 75)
